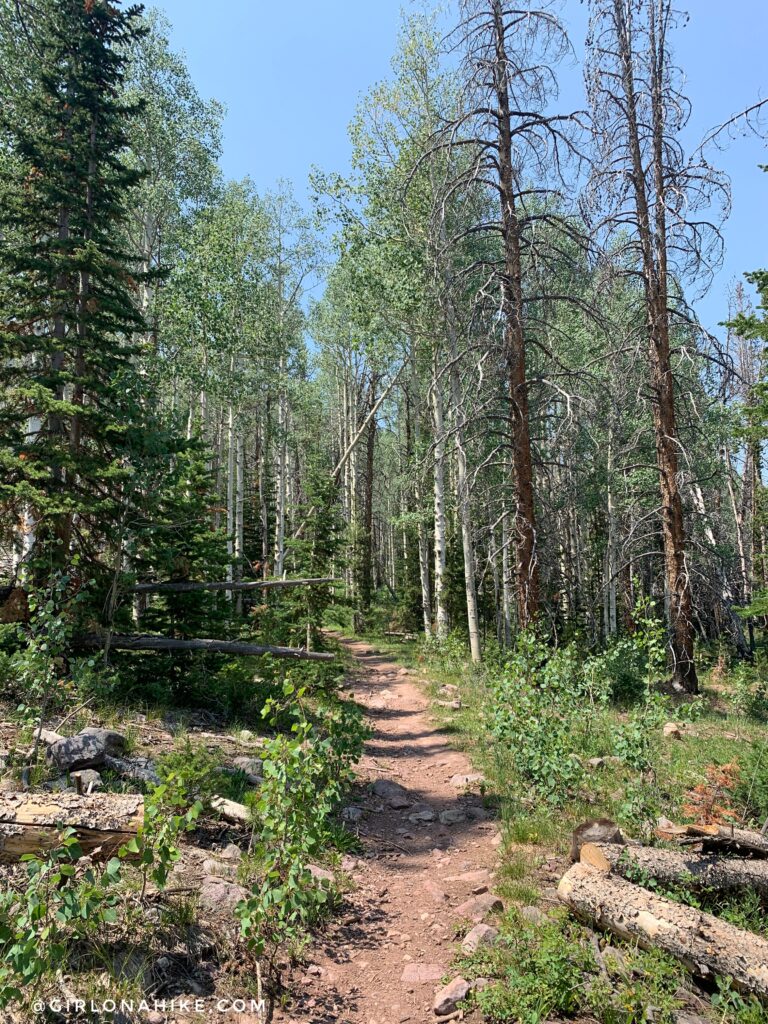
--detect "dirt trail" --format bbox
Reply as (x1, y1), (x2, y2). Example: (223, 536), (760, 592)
(275, 637), (501, 1024)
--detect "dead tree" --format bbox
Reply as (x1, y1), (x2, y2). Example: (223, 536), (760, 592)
(586, 0), (730, 691)
(441, 0), (584, 627)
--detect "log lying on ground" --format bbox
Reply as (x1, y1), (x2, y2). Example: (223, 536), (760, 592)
(582, 841), (768, 896)
(657, 821), (768, 857)
(558, 861), (768, 998)
(0, 791), (143, 862)
(76, 633), (335, 662)
(127, 577), (337, 594)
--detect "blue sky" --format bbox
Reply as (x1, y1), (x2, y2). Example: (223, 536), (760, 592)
(155, 0), (766, 333)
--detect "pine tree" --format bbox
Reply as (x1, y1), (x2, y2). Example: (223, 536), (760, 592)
(0, 0), (151, 575)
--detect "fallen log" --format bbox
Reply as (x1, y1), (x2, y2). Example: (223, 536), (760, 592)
(127, 577), (337, 594)
(657, 822), (768, 858)
(582, 842), (768, 897)
(76, 633), (335, 662)
(558, 861), (768, 998)
(0, 791), (143, 862)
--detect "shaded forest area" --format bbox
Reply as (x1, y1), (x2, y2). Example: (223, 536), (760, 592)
(0, 0), (768, 1021)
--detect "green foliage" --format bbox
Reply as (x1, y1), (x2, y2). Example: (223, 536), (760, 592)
(488, 634), (590, 804)
(476, 915), (594, 1022)
(730, 661), (768, 722)
(236, 680), (367, 956)
(0, 831), (122, 1005)
(156, 737), (231, 809)
(120, 783), (202, 894)
(735, 742), (768, 824)
(8, 570), (91, 736)
(0, 0), (155, 572)
(586, 946), (686, 1024)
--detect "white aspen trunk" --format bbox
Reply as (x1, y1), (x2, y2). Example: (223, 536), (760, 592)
(447, 315), (482, 664)
(724, 448), (751, 605)
(235, 433), (244, 616)
(431, 358), (449, 639)
(412, 368), (432, 638)
(17, 414), (41, 568)
(274, 356), (288, 578)
(226, 403), (235, 600)
(214, 406), (225, 533)
(501, 508), (513, 645)
(491, 524), (501, 643)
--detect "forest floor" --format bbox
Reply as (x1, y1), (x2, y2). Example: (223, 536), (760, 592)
(274, 636), (502, 1024)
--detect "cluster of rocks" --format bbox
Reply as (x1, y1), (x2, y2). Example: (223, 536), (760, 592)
(25, 725), (162, 793)
(400, 891), (504, 1017)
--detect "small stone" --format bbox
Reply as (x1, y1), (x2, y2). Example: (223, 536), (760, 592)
(436, 699), (462, 710)
(454, 892), (503, 922)
(466, 805), (488, 821)
(438, 684), (458, 696)
(198, 877), (248, 916)
(473, 977), (491, 993)
(400, 963), (444, 985)
(343, 805), (363, 822)
(219, 843), (243, 861)
(461, 923), (499, 953)
(308, 864), (334, 884)
(663, 722), (683, 739)
(203, 858), (238, 879)
(472, 884), (488, 895)
(408, 804), (437, 823)
(520, 905), (545, 925)
(232, 756), (263, 784)
(586, 757), (605, 769)
(237, 729), (256, 742)
(422, 878), (448, 902)
(372, 778), (411, 809)
(71, 768), (103, 792)
(449, 773), (484, 789)
(439, 808), (467, 826)
(433, 977), (470, 1016)
(147, 1013), (164, 1024)
(45, 777), (76, 792)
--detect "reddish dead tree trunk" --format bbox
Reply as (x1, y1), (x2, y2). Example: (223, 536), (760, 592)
(492, 0), (540, 627)
(587, 0), (729, 692)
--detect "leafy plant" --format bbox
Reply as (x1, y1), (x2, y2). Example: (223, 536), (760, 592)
(236, 679), (367, 958)
(0, 831), (122, 1005)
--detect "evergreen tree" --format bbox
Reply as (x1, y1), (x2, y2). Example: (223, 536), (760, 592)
(0, 0), (151, 575)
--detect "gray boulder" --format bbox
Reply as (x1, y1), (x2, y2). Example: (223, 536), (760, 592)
(47, 727), (126, 772)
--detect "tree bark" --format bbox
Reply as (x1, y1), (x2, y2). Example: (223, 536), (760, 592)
(77, 633), (335, 662)
(491, 0), (540, 627)
(0, 792), (143, 862)
(559, 861), (768, 998)
(613, 0), (698, 691)
(583, 841), (768, 896)
(431, 355), (449, 638)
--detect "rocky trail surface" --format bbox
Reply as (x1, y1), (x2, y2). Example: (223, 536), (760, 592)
(274, 638), (502, 1024)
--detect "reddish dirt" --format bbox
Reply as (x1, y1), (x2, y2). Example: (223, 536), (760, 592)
(274, 638), (501, 1024)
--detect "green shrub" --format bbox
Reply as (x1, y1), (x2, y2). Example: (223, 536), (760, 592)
(731, 662), (768, 722)
(486, 633), (593, 805)
(236, 680), (367, 958)
(477, 915), (593, 1022)
(735, 742), (768, 824)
